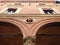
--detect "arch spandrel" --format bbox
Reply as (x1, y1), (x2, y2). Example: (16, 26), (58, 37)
(30, 18), (60, 36)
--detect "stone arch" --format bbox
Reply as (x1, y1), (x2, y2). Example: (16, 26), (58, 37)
(0, 21), (22, 34)
(0, 21), (24, 45)
(35, 22), (60, 45)
(0, 18), (28, 37)
(31, 18), (60, 36)
(37, 22), (60, 34)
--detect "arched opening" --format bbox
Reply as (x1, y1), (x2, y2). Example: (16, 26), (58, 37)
(0, 22), (23, 45)
(36, 22), (60, 45)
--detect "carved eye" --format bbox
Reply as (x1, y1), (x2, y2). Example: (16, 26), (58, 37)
(26, 18), (33, 23)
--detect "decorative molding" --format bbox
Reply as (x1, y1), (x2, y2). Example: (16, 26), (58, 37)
(23, 36), (36, 45)
(26, 18), (33, 24)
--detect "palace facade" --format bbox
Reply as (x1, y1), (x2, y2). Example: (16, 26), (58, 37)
(0, 0), (60, 45)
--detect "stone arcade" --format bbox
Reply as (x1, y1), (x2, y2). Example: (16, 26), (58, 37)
(0, 0), (60, 45)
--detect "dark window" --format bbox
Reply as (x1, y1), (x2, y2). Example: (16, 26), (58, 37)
(7, 8), (17, 13)
(43, 10), (53, 14)
(43, 8), (54, 14)
(56, 1), (60, 4)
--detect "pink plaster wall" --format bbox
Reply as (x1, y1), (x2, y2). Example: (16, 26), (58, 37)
(0, 0), (55, 1)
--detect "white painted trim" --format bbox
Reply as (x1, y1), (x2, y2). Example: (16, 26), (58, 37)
(52, 8), (60, 14)
(15, 8), (21, 14)
(38, 8), (45, 14)
(0, 7), (8, 13)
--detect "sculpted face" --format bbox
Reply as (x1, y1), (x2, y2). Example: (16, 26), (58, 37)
(23, 36), (35, 45)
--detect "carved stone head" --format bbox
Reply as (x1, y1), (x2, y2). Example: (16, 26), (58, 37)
(23, 36), (36, 45)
